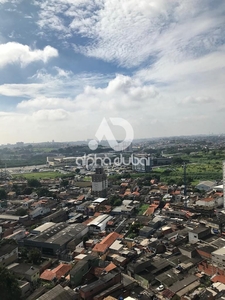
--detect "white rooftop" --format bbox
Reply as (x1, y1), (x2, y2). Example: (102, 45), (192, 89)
(212, 246), (225, 256)
(93, 198), (107, 203)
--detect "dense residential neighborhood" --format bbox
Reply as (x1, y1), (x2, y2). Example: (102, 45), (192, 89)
(1, 137), (225, 300)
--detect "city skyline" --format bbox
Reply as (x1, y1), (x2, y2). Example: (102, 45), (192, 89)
(0, 0), (225, 144)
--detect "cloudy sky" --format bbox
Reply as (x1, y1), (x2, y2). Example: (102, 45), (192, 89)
(0, 0), (225, 144)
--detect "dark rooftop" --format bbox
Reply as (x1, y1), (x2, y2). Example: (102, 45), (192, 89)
(27, 223), (87, 246)
(192, 226), (209, 234)
(37, 284), (75, 300)
(198, 245), (217, 254)
(169, 275), (198, 293)
(0, 243), (17, 257)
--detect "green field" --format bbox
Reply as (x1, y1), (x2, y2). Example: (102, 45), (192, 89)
(13, 171), (67, 180)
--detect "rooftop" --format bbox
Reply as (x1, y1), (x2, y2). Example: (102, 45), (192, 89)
(0, 243), (17, 257)
(37, 284), (75, 300)
(212, 246), (225, 256)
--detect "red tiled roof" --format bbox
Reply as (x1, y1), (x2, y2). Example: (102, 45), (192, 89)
(104, 262), (116, 272)
(77, 195), (85, 201)
(94, 212), (101, 217)
(92, 243), (108, 253)
(40, 264), (72, 281)
(212, 275), (225, 284)
(40, 269), (55, 281)
(100, 232), (121, 247)
(83, 217), (95, 225)
(53, 263), (72, 279)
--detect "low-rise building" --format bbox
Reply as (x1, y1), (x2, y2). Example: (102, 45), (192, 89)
(0, 243), (18, 267)
(188, 227), (211, 244)
(7, 263), (39, 283)
(212, 247), (225, 268)
(23, 222), (88, 256)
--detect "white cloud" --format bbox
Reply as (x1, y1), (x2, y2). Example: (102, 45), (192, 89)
(16, 74), (158, 114)
(0, 69), (111, 98)
(35, 0), (225, 68)
(181, 96), (215, 105)
(17, 97), (75, 110)
(32, 109), (69, 121)
(0, 42), (58, 68)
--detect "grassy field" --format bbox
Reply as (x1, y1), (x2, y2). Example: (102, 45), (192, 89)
(13, 171), (66, 180)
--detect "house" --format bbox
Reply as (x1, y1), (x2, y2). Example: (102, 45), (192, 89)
(70, 255), (99, 287)
(196, 197), (224, 207)
(197, 245), (217, 259)
(30, 207), (50, 219)
(127, 258), (152, 277)
(37, 284), (76, 300)
(162, 275), (199, 299)
(92, 232), (122, 257)
(40, 263), (72, 282)
(0, 243), (18, 267)
(139, 226), (155, 238)
(79, 271), (121, 300)
(18, 280), (31, 299)
(195, 181), (216, 192)
(212, 247), (225, 268)
(188, 227), (211, 244)
(7, 263), (39, 283)
(178, 244), (198, 258)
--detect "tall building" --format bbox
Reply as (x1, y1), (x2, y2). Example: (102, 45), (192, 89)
(223, 161), (225, 208)
(92, 167), (108, 197)
(132, 154), (151, 173)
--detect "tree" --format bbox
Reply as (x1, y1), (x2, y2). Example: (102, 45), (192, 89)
(28, 248), (42, 265)
(27, 179), (41, 188)
(60, 180), (69, 187)
(172, 157), (184, 165)
(0, 266), (22, 300)
(75, 168), (80, 174)
(0, 189), (7, 200)
(15, 208), (28, 216)
(113, 199), (122, 206)
(22, 187), (33, 195)
(37, 188), (53, 198)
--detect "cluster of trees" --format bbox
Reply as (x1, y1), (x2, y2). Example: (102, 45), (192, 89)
(127, 221), (141, 239)
(109, 195), (122, 206)
(0, 266), (22, 300)
(20, 248), (42, 265)
(14, 179), (56, 198)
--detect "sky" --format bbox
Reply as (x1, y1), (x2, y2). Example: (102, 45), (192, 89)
(0, 0), (225, 144)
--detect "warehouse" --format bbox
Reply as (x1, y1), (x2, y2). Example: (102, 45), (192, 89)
(23, 222), (88, 256)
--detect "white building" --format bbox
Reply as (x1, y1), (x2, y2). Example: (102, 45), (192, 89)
(195, 181), (216, 192)
(212, 247), (225, 268)
(31, 222), (55, 234)
(196, 197), (223, 207)
(88, 214), (112, 232)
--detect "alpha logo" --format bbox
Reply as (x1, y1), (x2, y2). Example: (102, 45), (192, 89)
(88, 117), (134, 152)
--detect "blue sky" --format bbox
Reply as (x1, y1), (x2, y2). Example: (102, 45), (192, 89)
(0, 0), (225, 144)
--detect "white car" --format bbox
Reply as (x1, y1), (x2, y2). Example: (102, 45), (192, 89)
(156, 285), (164, 291)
